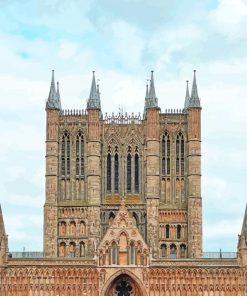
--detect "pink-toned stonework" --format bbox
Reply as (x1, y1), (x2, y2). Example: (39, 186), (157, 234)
(0, 71), (246, 295)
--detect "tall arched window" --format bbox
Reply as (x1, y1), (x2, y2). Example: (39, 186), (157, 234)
(165, 225), (170, 239)
(180, 244), (186, 258)
(107, 152), (111, 192)
(130, 242), (135, 264)
(161, 244), (167, 257)
(80, 242), (85, 257)
(170, 244), (177, 259)
(114, 153), (119, 193)
(134, 153), (139, 193)
(69, 242), (76, 257)
(127, 149), (132, 193)
(162, 133), (170, 175)
(61, 132), (70, 177)
(112, 242), (118, 264)
(76, 132), (84, 176)
(177, 225), (181, 239)
(176, 133), (185, 176)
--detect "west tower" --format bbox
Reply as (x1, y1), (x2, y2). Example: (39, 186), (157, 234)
(43, 70), (202, 260)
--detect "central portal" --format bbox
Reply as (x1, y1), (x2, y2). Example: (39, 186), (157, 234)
(105, 274), (142, 296)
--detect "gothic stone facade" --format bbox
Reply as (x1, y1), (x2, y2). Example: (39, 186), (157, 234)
(0, 71), (247, 295)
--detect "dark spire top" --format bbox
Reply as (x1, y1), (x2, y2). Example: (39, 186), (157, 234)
(56, 81), (62, 109)
(188, 70), (200, 108)
(87, 71), (101, 110)
(144, 71), (158, 111)
(148, 71), (158, 108)
(46, 70), (61, 110)
(0, 204), (6, 236)
(238, 204), (247, 249)
(143, 82), (149, 118)
(184, 80), (190, 109)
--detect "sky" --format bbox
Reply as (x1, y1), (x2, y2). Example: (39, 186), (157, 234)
(0, 0), (246, 252)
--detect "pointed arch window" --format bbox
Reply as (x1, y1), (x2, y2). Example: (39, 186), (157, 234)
(114, 153), (119, 193)
(177, 225), (181, 239)
(162, 132), (170, 176)
(161, 244), (167, 257)
(127, 147), (132, 193)
(134, 153), (139, 193)
(107, 152), (111, 192)
(165, 224), (170, 239)
(176, 133), (185, 176)
(61, 132), (70, 177)
(170, 244), (177, 259)
(112, 242), (118, 264)
(76, 132), (84, 177)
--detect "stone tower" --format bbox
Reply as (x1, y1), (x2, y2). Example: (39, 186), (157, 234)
(43, 70), (203, 260)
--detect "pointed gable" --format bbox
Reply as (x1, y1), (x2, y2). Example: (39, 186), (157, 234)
(97, 202), (149, 267)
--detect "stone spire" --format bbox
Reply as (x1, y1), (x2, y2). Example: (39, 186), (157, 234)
(143, 83), (149, 117)
(0, 205), (5, 236)
(87, 71), (101, 110)
(238, 204), (247, 265)
(46, 70), (61, 110)
(184, 80), (190, 109)
(239, 204), (247, 246)
(56, 81), (62, 110)
(188, 70), (200, 108)
(147, 71), (158, 108)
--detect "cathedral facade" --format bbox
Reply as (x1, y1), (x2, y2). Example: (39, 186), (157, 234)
(0, 70), (246, 295)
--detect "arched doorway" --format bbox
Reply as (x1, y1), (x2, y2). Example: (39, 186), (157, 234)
(104, 274), (144, 296)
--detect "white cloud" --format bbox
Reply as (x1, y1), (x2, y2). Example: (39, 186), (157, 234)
(209, 0), (247, 39)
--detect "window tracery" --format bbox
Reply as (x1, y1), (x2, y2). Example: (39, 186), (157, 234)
(76, 132), (84, 177)
(61, 132), (70, 177)
(162, 132), (170, 176)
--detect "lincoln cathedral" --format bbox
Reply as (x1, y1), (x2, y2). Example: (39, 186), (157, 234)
(0, 70), (246, 295)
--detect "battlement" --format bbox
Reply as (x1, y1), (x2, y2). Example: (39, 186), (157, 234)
(161, 108), (187, 115)
(104, 112), (142, 124)
(60, 109), (86, 116)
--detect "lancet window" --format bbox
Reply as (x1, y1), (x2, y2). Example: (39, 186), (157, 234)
(127, 147), (132, 193)
(165, 224), (170, 239)
(112, 242), (118, 264)
(170, 244), (177, 259)
(61, 132), (70, 177)
(114, 149), (119, 193)
(176, 132), (185, 176)
(177, 225), (181, 239)
(161, 244), (167, 257)
(162, 132), (170, 176)
(107, 147), (112, 192)
(135, 151), (139, 193)
(76, 132), (84, 177)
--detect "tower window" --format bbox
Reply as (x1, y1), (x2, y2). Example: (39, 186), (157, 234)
(134, 154), (139, 193)
(107, 153), (111, 192)
(176, 133), (185, 176)
(165, 224), (170, 239)
(61, 132), (70, 177)
(76, 132), (84, 176)
(161, 244), (167, 257)
(114, 153), (119, 193)
(177, 225), (181, 239)
(162, 133), (170, 176)
(170, 244), (177, 259)
(127, 153), (132, 193)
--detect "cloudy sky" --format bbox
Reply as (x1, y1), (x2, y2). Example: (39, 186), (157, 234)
(0, 0), (246, 252)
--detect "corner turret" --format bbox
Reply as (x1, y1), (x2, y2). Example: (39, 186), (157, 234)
(238, 204), (247, 265)
(0, 205), (8, 265)
(87, 71), (101, 111)
(46, 70), (61, 110)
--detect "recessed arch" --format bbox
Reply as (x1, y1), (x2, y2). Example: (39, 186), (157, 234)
(102, 269), (147, 296)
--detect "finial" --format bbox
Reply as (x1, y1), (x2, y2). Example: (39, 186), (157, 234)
(46, 70), (61, 110)
(188, 70), (200, 108)
(87, 71), (101, 110)
(184, 80), (190, 109)
(147, 70), (158, 108)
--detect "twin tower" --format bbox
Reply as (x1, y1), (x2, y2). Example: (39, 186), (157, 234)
(44, 70), (202, 260)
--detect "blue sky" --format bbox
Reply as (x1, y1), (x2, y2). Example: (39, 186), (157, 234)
(0, 0), (246, 252)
